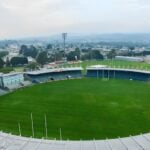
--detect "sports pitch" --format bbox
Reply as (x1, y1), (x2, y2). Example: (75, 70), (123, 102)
(0, 78), (150, 140)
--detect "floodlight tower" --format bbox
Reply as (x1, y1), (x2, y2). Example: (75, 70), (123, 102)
(62, 33), (67, 52)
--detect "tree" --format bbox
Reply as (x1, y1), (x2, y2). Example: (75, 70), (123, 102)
(28, 46), (38, 58)
(81, 50), (104, 60)
(19, 45), (28, 54)
(67, 51), (76, 61)
(129, 46), (135, 51)
(107, 49), (117, 59)
(67, 48), (81, 61)
(0, 51), (8, 58)
(47, 44), (53, 50)
(90, 50), (104, 60)
(26, 62), (39, 71)
(20, 45), (38, 58)
(55, 51), (64, 61)
(10, 57), (28, 66)
(74, 48), (81, 60)
(0, 58), (4, 68)
(5, 57), (10, 67)
(47, 50), (65, 62)
(36, 51), (48, 66)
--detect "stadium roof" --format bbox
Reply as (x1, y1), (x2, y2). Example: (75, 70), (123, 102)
(87, 65), (107, 68)
(0, 72), (23, 77)
(26, 67), (83, 75)
(87, 67), (150, 74)
(1, 132), (150, 149)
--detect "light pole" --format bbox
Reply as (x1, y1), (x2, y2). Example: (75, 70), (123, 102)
(62, 33), (67, 58)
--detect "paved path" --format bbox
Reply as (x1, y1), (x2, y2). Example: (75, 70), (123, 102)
(0, 89), (7, 96)
(0, 132), (150, 150)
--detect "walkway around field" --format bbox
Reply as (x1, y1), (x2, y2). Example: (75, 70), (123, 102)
(0, 89), (8, 96)
(1, 132), (150, 150)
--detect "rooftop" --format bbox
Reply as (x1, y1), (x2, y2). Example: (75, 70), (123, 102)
(26, 67), (83, 75)
(87, 67), (150, 74)
(0, 72), (23, 77)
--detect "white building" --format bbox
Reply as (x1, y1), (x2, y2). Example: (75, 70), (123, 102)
(27, 57), (36, 64)
(115, 56), (144, 62)
(0, 73), (24, 88)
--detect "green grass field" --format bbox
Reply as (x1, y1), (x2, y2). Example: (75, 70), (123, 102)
(0, 78), (150, 140)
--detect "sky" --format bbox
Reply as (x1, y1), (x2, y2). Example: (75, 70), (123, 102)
(0, 0), (150, 39)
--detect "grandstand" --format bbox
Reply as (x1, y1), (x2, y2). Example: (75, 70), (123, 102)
(87, 65), (150, 81)
(1, 132), (150, 149)
(25, 67), (83, 83)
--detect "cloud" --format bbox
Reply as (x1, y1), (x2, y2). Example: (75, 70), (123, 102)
(0, 0), (150, 39)
(0, 0), (81, 38)
(138, 0), (150, 4)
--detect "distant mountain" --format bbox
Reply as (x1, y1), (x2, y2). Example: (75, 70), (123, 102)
(1, 33), (150, 44)
(21, 33), (150, 43)
(64, 33), (150, 43)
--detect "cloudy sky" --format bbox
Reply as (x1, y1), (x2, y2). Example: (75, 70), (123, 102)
(0, 0), (150, 39)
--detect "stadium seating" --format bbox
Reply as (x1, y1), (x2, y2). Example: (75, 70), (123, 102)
(26, 68), (83, 83)
(87, 67), (150, 81)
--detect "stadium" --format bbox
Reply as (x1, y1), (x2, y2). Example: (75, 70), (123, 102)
(0, 66), (150, 149)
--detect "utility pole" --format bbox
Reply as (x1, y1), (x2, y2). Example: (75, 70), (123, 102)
(45, 114), (48, 139)
(18, 122), (21, 136)
(31, 113), (34, 138)
(62, 33), (67, 51)
(59, 128), (62, 140)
